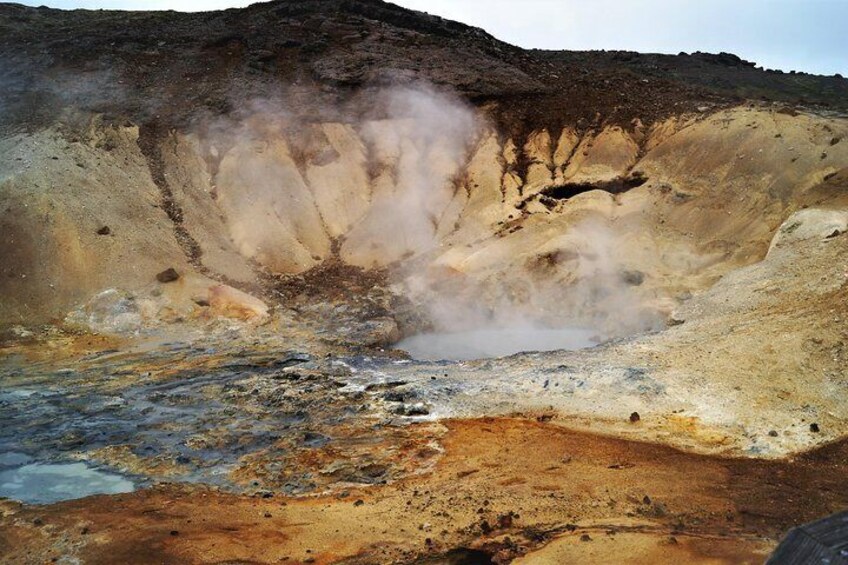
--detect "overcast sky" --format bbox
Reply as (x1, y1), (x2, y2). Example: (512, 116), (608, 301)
(14, 0), (848, 76)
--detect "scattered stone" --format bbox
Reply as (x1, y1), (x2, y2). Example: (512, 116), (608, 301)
(9, 325), (34, 338)
(64, 288), (142, 334)
(620, 270), (645, 286)
(365, 381), (408, 391)
(353, 499), (364, 507)
(497, 513), (515, 528)
(302, 432), (330, 448)
(96, 226), (111, 236)
(156, 268), (180, 283)
(629, 412), (641, 423)
(810, 423), (820, 433)
(169, 530), (179, 536)
(769, 430), (779, 437)
(580, 534), (592, 542)
(652, 503), (668, 518)
(383, 390), (412, 403)
(608, 462), (636, 470)
(394, 403), (430, 416)
(360, 464), (387, 479)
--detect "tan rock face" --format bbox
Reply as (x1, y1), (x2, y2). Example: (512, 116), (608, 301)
(522, 129), (554, 194)
(562, 126), (639, 183)
(159, 134), (256, 285)
(1, 105), (846, 335)
(302, 123), (371, 238)
(0, 122), (190, 326)
(552, 126), (581, 184)
(339, 117), (467, 267)
(215, 136), (331, 273)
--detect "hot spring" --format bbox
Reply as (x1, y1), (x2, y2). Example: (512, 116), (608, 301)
(0, 460), (135, 505)
(396, 327), (599, 361)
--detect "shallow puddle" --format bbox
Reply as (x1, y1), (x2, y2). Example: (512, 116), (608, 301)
(396, 327), (598, 361)
(0, 461), (135, 504)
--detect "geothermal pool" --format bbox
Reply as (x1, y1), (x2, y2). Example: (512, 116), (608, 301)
(0, 460), (135, 505)
(396, 327), (598, 361)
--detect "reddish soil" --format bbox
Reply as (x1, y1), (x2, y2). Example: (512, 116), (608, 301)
(1, 418), (845, 564)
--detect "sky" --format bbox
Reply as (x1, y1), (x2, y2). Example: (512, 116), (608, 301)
(14, 0), (848, 76)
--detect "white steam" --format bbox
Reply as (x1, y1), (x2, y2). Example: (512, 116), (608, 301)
(193, 82), (666, 352)
(341, 85), (480, 265)
(538, 217), (667, 337)
(408, 218), (665, 340)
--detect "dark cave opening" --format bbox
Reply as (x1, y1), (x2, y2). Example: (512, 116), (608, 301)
(541, 172), (649, 202)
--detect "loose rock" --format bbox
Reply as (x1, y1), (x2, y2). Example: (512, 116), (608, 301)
(156, 268), (180, 283)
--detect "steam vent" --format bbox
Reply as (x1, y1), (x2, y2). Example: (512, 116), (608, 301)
(1, 1), (847, 563)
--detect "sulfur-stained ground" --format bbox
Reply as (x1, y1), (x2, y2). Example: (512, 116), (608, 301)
(1, 416), (846, 564)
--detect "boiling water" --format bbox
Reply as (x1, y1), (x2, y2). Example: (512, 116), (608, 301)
(397, 327), (598, 361)
(0, 461), (135, 504)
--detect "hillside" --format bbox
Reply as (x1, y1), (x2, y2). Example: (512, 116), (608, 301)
(2, 0), (846, 136)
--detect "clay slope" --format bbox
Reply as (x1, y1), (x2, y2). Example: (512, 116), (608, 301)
(2, 104), (846, 332)
(0, 0), (845, 329)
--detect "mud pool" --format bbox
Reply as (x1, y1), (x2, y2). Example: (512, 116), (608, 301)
(396, 327), (599, 361)
(0, 344), (458, 498)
